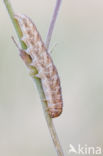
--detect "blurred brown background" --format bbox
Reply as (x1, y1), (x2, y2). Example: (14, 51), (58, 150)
(0, 0), (103, 155)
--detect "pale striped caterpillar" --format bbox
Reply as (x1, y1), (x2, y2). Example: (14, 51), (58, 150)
(14, 14), (63, 118)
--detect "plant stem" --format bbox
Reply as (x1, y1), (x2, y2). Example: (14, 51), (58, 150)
(3, 0), (64, 155)
(46, 0), (62, 50)
(3, 0), (26, 49)
(33, 77), (64, 156)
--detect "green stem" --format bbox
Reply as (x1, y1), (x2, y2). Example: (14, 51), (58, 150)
(3, 0), (64, 155)
(3, 0), (26, 49)
(33, 77), (64, 156)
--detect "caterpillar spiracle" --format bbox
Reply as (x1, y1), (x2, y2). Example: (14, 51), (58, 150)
(15, 14), (63, 118)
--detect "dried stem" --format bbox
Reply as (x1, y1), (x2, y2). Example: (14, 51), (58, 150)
(46, 0), (62, 50)
(3, 0), (64, 155)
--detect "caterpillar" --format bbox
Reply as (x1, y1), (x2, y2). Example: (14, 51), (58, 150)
(14, 14), (63, 118)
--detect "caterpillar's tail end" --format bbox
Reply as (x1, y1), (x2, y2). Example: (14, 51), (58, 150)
(49, 108), (63, 118)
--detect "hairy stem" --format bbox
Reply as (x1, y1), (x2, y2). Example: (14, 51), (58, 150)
(3, 0), (64, 155)
(46, 0), (62, 50)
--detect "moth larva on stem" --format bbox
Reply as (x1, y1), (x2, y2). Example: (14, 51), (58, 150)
(14, 14), (63, 118)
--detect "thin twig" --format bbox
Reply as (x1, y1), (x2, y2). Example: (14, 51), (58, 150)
(46, 0), (62, 50)
(3, 0), (64, 155)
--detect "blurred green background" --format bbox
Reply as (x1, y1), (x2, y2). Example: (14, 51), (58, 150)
(0, 0), (103, 155)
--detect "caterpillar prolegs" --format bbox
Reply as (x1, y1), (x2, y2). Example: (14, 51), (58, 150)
(14, 14), (63, 118)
